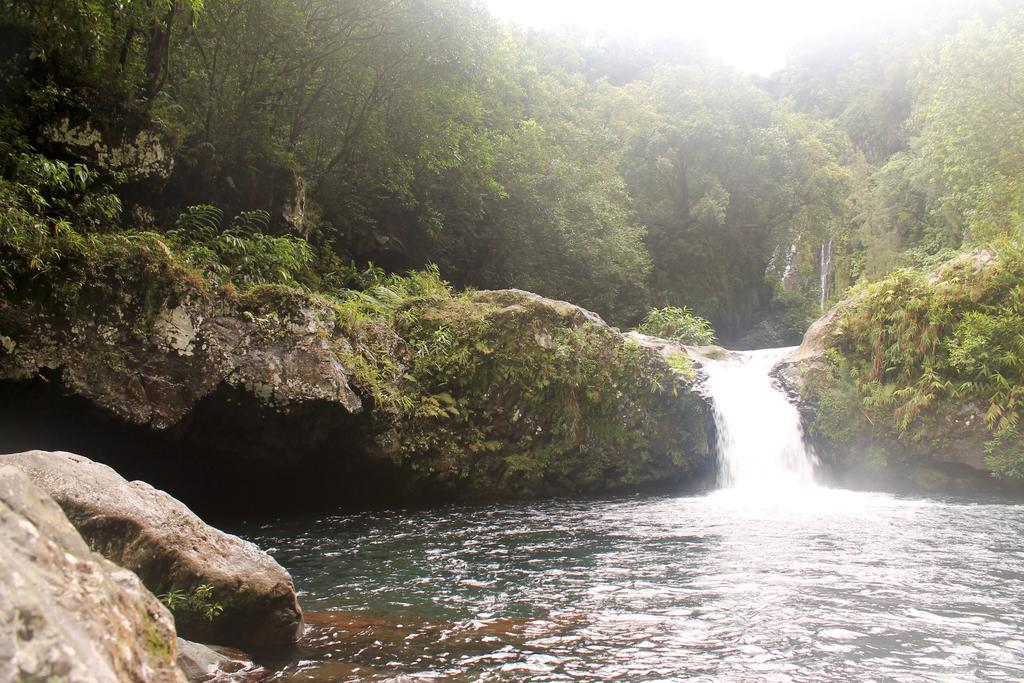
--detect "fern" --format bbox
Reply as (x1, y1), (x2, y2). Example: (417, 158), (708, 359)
(636, 306), (717, 345)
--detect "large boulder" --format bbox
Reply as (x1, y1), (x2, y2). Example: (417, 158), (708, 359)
(0, 466), (185, 682)
(0, 451), (303, 653)
(0, 239), (713, 507)
(378, 289), (714, 498)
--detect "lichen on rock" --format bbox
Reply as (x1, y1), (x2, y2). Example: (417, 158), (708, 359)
(0, 465), (185, 682)
(0, 451), (304, 653)
(44, 118), (175, 182)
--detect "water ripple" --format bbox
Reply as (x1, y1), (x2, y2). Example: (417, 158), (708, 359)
(240, 491), (1024, 681)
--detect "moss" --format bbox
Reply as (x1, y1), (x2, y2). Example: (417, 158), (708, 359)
(700, 346), (729, 360)
(140, 612), (174, 666)
(806, 350), (862, 444)
(668, 352), (697, 380)
(376, 291), (707, 494)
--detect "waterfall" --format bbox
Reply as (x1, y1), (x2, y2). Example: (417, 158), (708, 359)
(699, 348), (819, 495)
(819, 238), (834, 312)
(781, 243), (799, 292)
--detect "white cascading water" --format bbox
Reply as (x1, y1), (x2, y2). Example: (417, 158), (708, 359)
(700, 347), (819, 495)
(820, 237), (834, 312)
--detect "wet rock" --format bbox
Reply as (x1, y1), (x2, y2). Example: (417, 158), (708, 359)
(0, 451), (304, 653)
(0, 466), (185, 682)
(176, 639), (266, 682)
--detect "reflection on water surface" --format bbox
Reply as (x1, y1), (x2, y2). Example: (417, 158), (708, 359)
(241, 490), (1024, 681)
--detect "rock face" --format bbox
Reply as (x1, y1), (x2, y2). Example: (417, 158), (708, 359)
(0, 466), (185, 682)
(0, 267), (362, 430)
(45, 117), (176, 183)
(0, 451), (304, 653)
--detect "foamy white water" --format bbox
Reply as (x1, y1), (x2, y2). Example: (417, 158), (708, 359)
(699, 347), (819, 496)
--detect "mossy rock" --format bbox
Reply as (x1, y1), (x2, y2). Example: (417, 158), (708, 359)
(0, 242), (714, 504)
(781, 247), (1024, 495)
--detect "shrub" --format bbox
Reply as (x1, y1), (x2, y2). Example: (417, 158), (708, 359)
(166, 205), (314, 287)
(158, 584), (224, 622)
(637, 306), (717, 345)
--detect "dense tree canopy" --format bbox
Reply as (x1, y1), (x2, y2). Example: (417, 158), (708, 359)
(2, 0), (1022, 343)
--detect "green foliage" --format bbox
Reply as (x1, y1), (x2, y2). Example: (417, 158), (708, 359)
(158, 583), (224, 622)
(621, 65), (854, 337)
(667, 352), (696, 380)
(386, 293), (701, 489)
(807, 348), (863, 445)
(637, 306), (716, 345)
(986, 427), (1024, 479)
(914, 11), (1024, 242)
(5, 0), (1024, 347)
(328, 264), (453, 415)
(734, 288), (818, 350)
(825, 244), (1024, 476)
(0, 0), (953, 344)
(0, 150), (125, 290)
(2, 152), (121, 230)
(166, 205), (314, 287)
(140, 614), (174, 664)
(1, 0), (203, 109)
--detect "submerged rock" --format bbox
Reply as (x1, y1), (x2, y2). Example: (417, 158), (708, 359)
(176, 638), (265, 682)
(0, 466), (185, 682)
(0, 451), (304, 652)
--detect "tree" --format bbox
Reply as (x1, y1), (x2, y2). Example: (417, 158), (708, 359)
(914, 10), (1024, 241)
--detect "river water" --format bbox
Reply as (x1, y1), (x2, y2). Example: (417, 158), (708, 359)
(242, 348), (1024, 681)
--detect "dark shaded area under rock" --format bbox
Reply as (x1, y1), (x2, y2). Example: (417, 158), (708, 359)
(0, 375), (413, 523)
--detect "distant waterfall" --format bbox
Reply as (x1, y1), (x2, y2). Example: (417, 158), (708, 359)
(699, 348), (819, 494)
(819, 238), (834, 312)
(781, 243), (799, 292)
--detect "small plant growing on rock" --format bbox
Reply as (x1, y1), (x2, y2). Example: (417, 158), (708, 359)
(159, 583), (224, 621)
(668, 352), (697, 380)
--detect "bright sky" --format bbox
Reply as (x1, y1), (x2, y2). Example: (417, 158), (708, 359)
(483, 0), (973, 75)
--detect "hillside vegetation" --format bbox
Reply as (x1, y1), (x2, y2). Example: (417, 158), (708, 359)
(2, 0), (1016, 346)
